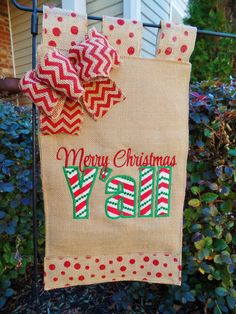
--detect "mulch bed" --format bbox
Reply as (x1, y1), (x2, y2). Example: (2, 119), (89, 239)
(2, 265), (204, 314)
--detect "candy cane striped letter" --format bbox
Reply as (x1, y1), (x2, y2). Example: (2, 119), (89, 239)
(63, 166), (98, 219)
(138, 166), (155, 217)
(155, 166), (172, 217)
(105, 175), (136, 219)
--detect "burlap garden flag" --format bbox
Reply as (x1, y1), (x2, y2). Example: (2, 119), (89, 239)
(20, 6), (197, 290)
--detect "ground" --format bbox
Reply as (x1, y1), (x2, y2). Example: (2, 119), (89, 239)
(2, 265), (204, 314)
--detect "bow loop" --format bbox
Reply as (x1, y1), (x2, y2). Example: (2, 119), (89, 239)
(19, 27), (125, 135)
(36, 50), (84, 99)
(68, 28), (121, 82)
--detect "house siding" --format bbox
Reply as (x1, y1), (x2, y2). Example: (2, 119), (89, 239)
(9, 0), (61, 78)
(141, 0), (171, 57)
(172, 0), (188, 23)
(87, 0), (123, 31)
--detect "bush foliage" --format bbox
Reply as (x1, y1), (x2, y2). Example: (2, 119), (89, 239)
(0, 78), (235, 312)
(184, 0), (236, 82)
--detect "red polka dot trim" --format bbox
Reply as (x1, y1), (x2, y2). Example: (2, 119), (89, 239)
(64, 261), (71, 268)
(153, 259), (159, 266)
(74, 263), (81, 270)
(44, 252), (181, 290)
(99, 264), (106, 270)
(49, 264), (55, 270)
(117, 256), (123, 262)
(143, 256), (150, 262)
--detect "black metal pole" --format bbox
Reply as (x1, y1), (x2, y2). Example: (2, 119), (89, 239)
(11, 0), (236, 39)
(31, 0), (39, 312)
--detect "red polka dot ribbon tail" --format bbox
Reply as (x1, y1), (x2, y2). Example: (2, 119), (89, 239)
(103, 16), (143, 58)
(156, 21), (197, 62)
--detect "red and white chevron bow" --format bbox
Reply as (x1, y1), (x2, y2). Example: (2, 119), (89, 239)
(19, 27), (125, 135)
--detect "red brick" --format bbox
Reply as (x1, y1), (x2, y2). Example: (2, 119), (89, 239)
(0, 0), (13, 76)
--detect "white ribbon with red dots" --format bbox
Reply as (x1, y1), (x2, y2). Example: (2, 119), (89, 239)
(102, 16), (143, 57)
(156, 21), (197, 62)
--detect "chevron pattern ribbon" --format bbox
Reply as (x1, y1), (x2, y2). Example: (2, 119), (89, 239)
(19, 27), (125, 135)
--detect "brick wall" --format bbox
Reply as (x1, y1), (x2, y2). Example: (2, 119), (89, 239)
(0, 0), (13, 77)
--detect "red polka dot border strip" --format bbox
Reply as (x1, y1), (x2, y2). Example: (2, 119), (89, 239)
(44, 252), (182, 290)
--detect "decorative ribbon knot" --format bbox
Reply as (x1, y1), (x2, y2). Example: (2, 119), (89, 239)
(19, 27), (125, 135)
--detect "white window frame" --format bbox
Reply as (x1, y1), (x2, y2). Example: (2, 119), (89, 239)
(123, 0), (141, 20)
(62, 0), (87, 15)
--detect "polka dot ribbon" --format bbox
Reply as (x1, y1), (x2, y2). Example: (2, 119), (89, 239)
(44, 252), (182, 290)
(103, 16), (143, 57)
(156, 21), (197, 62)
(19, 25), (125, 135)
(42, 5), (88, 53)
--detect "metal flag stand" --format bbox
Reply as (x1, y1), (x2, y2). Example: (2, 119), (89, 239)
(10, 0), (236, 312)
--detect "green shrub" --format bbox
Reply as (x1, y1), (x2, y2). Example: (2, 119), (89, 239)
(0, 105), (44, 308)
(0, 78), (235, 312)
(184, 0), (236, 82)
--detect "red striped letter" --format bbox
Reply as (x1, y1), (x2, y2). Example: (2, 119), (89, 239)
(63, 166), (98, 219)
(105, 175), (136, 219)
